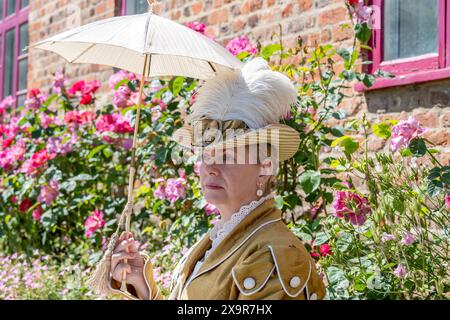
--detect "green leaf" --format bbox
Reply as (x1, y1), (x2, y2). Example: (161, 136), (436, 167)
(114, 78), (130, 90)
(408, 138), (427, 157)
(337, 48), (350, 61)
(298, 170), (321, 194)
(312, 232), (330, 246)
(331, 136), (359, 155)
(236, 51), (250, 60)
(87, 145), (107, 159)
(274, 195), (284, 209)
(72, 174), (94, 181)
(330, 125), (345, 137)
(297, 232), (313, 243)
(375, 69), (396, 79)
(372, 123), (391, 139)
(168, 76), (185, 96)
(362, 73), (376, 87)
(326, 266), (349, 289)
(355, 22), (372, 44)
(427, 179), (443, 197)
(336, 233), (353, 252)
(261, 43), (282, 59)
(102, 147), (112, 158)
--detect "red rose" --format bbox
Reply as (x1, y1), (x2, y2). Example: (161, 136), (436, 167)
(82, 80), (100, 95)
(68, 80), (85, 95)
(319, 244), (332, 257)
(19, 198), (33, 212)
(28, 88), (41, 98)
(80, 94), (93, 105)
(347, 0), (359, 6)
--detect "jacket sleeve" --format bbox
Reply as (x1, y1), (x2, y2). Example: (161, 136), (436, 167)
(109, 252), (165, 300)
(232, 245), (326, 300)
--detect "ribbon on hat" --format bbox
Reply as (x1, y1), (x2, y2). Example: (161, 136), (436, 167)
(191, 118), (250, 147)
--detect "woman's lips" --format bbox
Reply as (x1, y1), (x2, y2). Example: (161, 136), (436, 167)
(205, 184), (224, 190)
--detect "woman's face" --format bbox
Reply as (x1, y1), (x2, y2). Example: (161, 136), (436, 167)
(198, 146), (264, 207)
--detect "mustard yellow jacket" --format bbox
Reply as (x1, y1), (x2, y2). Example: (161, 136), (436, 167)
(110, 197), (326, 300)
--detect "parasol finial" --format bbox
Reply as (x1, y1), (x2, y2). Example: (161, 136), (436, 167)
(147, 0), (155, 14)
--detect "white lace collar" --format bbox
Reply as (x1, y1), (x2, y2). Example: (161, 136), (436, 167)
(209, 194), (275, 250)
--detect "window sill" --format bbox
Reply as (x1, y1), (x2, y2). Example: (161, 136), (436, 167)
(355, 68), (450, 92)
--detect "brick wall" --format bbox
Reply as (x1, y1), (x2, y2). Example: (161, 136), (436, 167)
(28, 0), (121, 91)
(26, 0), (449, 163)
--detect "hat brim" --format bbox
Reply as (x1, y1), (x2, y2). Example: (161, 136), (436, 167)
(172, 123), (300, 161)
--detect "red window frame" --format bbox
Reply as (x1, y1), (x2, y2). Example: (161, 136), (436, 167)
(357, 0), (450, 91)
(0, 0), (29, 106)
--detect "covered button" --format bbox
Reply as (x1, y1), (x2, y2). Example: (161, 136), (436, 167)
(243, 277), (256, 290)
(289, 276), (301, 288)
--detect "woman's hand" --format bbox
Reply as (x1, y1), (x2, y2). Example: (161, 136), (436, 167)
(111, 231), (149, 299)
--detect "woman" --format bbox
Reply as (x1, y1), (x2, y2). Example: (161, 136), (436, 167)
(108, 57), (326, 300)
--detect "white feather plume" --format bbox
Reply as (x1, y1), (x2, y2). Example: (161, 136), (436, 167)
(187, 57), (298, 129)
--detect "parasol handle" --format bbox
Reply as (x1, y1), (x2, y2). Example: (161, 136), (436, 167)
(120, 53), (150, 294)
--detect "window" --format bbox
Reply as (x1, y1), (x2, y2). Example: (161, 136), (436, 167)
(121, 0), (149, 15)
(0, 0), (29, 108)
(362, 0), (449, 91)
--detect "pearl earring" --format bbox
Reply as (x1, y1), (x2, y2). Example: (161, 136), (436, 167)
(256, 181), (264, 197)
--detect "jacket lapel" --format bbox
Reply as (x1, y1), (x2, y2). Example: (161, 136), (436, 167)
(175, 231), (212, 297)
(176, 197), (282, 299)
(194, 198), (281, 279)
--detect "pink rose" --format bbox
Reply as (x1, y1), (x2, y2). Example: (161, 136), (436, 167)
(381, 233), (395, 243)
(108, 70), (137, 90)
(84, 209), (106, 238)
(20, 149), (56, 176)
(165, 178), (186, 203)
(0, 96), (15, 114)
(390, 117), (426, 152)
(401, 231), (416, 246)
(205, 203), (219, 216)
(95, 114), (133, 134)
(226, 35), (258, 56)
(153, 182), (166, 200)
(332, 190), (371, 226)
(32, 206), (44, 221)
(38, 180), (59, 206)
(394, 264), (407, 278)
(24, 89), (47, 110)
(445, 195), (450, 211)
(347, 0), (374, 25)
(52, 69), (68, 94)
(113, 86), (133, 108)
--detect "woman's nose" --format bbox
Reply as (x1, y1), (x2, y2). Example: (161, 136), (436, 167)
(205, 164), (219, 176)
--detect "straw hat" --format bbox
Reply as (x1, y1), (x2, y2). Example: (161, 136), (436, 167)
(172, 57), (300, 162)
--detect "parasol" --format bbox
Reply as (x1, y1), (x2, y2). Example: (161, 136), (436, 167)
(27, 0), (243, 297)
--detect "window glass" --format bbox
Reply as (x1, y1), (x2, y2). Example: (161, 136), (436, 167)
(4, 28), (15, 97)
(126, 0), (148, 15)
(20, 0), (28, 8)
(18, 58), (27, 91)
(6, 0), (16, 16)
(384, 0), (439, 61)
(19, 22), (28, 55)
(0, 0), (4, 20)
